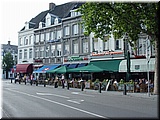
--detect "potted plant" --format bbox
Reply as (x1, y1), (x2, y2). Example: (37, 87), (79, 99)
(118, 79), (124, 91)
(94, 79), (99, 90)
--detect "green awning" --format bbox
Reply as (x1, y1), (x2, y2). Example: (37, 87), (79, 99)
(67, 64), (104, 73)
(46, 66), (72, 74)
(90, 59), (122, 72)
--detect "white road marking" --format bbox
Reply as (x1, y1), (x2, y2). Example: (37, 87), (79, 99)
(71, 92), (95, 97)
(36, 92), (70, 99)
(67, 100), (81, 104)
(5, 88), (106, 118)
(71, 92), (79, 94)
(67, 99), (84, 104)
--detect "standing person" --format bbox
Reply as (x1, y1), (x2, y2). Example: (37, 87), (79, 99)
(30, 74), (33, 81)
(113, 79), (118, 91)
(26, 74), (29, 83)
(54, 75), (58, 88)
(61, 74), (65, 88)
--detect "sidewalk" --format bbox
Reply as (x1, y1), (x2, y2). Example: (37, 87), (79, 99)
(82, 88), (158, 99)
(2, 79), (158, 100)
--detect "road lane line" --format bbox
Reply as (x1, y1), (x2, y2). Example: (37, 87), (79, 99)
(36, 92), (70, 99)
(6, 88), (106, 118)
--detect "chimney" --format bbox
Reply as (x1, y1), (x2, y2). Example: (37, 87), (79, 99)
(8, 41), (11, 45)
(49, 3), (56, 10)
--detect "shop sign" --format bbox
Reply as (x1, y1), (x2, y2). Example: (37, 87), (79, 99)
(68, 56), (83, 61)
(135, 65), (140, 70)
(64, 56), (88, 62)
(92, 51), (123, 56)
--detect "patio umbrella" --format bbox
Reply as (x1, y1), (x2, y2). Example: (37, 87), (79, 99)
(67, 64), (104, 73)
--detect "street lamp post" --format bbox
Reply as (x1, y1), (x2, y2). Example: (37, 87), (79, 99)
(123, 33), (131, 95)
(145, 35), (151, 97)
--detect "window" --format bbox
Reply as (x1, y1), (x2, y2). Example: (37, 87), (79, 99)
(40, 46), (44, 57)
(64, 42), (70, 55)
(93, 38), (98, 51)
(81, 24), (85, 34)
(51, 31), (56, 40)
(51, 45), (55, 56)
(103, 41), (109, 51)
(115, 40), (120, 50)
(46, 15), (51, 26)
(54, 18), (58, 24)
(57, 44), (61, 56)
(19, 50), (22, 59)
(46, 32), (50, 41)
(46, 45), (50, 57)
(40, 33), (44, 42)
(29, 35), (33, 44)
(35, 47), (39, 58)
(57, 30), (61, 39)
(24, 49), (27, 59)
(71, 9), (81, 17)
(24, 37), (28, 45)
(19, 38), (22, 46)
(29, 48), (32, 58)
(39, 22), (43, 28)
(64, 26), (69, 36)
(82, 39), (88, 53)
(35, 34), (39, 43)
(72, 24), (78, 35)
(73, 40), (78, 54)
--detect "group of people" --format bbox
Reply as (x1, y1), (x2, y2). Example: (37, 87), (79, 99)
(15, 73), (36, 82)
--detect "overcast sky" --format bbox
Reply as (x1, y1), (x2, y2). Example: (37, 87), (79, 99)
(0, 0), (87, 45)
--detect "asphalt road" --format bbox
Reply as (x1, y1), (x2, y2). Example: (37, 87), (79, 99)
(1, 79), (158, 119)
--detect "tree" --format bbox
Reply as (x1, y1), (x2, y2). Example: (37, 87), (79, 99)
(2, 52), (14, 79)
(77, 2), (159, 95)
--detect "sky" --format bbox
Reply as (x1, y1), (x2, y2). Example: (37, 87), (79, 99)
(0, 0), (88, 46)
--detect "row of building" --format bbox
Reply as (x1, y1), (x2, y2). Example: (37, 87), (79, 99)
(2, 2), (156, 81)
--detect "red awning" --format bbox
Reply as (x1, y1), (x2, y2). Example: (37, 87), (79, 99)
(16, 64), (33, 73)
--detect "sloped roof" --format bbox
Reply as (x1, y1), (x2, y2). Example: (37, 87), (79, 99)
(20, 10), (49, 31)
(20, 2), (84, 31)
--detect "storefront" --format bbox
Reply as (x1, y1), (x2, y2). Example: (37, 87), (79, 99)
(90, 59), (123, 81)
(119, 58), (155, 80)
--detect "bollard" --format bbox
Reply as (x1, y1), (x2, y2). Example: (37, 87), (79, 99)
(36, 80), (38, 86)
(19, 80), (21, 84)
(54, 81), (57, 88)
(99, 82), (101, 93)
(44, 80), (46, 87)
(67, 81), (69, 90)
(123, 84), (127, 95)
(11, 79), (12, 83)
(62, 80), (64, 89)
(30, 80), (32, 86)
(81, 81), (84, 91)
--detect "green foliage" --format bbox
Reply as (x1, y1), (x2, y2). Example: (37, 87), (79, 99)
(2, 52), (14, 71)
(129, 79), (134, 84)
(119, 79), (124, 84)
(78, 2), (158, 44)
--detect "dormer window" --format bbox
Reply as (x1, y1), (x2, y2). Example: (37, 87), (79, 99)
(70, 9), (81, 17)
(46, 13), (51, 26)
(39, 22), (43, 28)
(54, 17), (58, 25)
